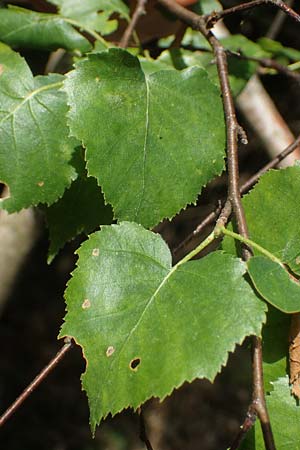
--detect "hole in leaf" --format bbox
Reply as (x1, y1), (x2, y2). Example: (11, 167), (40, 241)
(0, 183), (10, 200)
(129, 357), (141, 371)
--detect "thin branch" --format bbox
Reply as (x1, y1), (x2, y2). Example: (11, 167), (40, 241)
(170, 23), (188, 48)
(174, 134), (300, 255)
(229, 406), (257, 450)
(157, 1), (277, 447)
(0, 338), (72, 427)
(266, 0), (295, 39)
(241, 134), (300, 191)
(138, 408), (154, 450)
(119, 0), (147, 48)
(205, 0), (300, 29)
(226, 49), (300, 81)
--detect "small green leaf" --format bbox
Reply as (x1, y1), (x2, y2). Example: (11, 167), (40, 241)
(60, 222), (266, 431)
(45, 149), (113, 263)
(248, 256), (300, 313)
(242, 377), (300, 449)
(49, 0), (129, 35)
(0, 43), (76, 212)
(65, 48), (225, 228)
(158, 35), (268, 97)
(258, 37), (300, 62)
(0, 5), (91, 52)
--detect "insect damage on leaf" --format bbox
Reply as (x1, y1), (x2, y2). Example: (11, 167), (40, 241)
(129, 357), (141, 371)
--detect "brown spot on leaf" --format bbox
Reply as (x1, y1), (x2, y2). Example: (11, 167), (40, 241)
(296, 256), (300, 265)
(37, 181), (44, 187)
(82, 298), (91, 309)
(0, 65), (4, 75)
(129, 357), (141, 371)
(289, 313), (300, 398)
(92, 248), (99, 257)
(106, 346), (115, 357)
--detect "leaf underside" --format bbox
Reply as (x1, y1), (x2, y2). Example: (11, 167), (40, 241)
(60, 222), (266, 432)
(46, 163), (113, 263)
(64, 48), (226, 228)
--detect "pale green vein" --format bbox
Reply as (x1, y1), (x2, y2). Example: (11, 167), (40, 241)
(112, 229), (216, 364)
(135, 76), (150, 219)
(0, 81), (63, 125)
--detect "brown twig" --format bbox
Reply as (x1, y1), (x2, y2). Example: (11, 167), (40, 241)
(170, 23), (188, 48)
(174, 129), (300, 250)
(229, 406), (257, 450)
(266, 0), (295, 39)
(226, 49), (300, 81)
(157, 1), (277, 447)
(138, 408), (154, 450)
(205, 0), (300, 29)
(119, 0), (147, 48)
(0, 338), (73, 428)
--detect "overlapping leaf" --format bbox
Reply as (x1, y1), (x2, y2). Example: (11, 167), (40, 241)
(49, 0), (129, 35)
(248, 256), (300, 313)
(60, 221), (266, 431)
(0, 5), (91, 52)
(45, 149), (113, 262)
(223, 166), (300, 272)
(0, 43), (76, 212)
(157, 34), (269, 97)
(241, 377), (300, 450)
(64, 48), (225, 227)
(222, 167), (300, 314)
(261, 306), (289, 391)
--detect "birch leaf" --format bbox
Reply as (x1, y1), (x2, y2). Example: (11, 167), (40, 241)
(0, 5), (91, 52)
(60, 222), (266, 431)
(0, 43), (76, 212)
(64, 48), (225, 228)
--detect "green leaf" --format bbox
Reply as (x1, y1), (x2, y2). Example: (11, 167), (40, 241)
(261, 306), (289, 391)
(60, 222), (266, 431)
(157, 34), (268, 97)
(248, 256), (300, 313)
(221, 35), (270, 96)
(258, 37), (300, 62)
(242, 377), (300, 449)
(49, 0), (129, 35)
(45, 149), (113, 263)
(64, 48), (225, 228)
(223, 166), (300, 275)
(0, 43), (76, 212)
(0, 5), (91, 52)
(193, 0), (222, 14)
